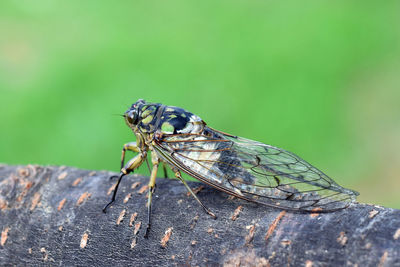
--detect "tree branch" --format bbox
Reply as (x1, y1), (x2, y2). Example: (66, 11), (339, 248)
(0, 165), (399, 266)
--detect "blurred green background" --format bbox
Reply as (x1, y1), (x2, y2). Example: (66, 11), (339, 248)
(1, 1), (399, 208)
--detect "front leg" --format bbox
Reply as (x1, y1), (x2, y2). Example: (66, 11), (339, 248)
(103, 147), (146, 213)
(109, 142), (142, 180)
(120, 142), (141, 169)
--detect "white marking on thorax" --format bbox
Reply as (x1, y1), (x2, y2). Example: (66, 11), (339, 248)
(177, 114), (203, 134)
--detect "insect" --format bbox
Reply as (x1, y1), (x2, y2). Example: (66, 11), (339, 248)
(103, 99), (358, 236)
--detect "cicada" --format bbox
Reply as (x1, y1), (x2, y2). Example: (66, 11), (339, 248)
(103, 99), (358, 236)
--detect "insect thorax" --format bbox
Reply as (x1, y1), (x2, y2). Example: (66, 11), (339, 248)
(136, 102), (205, 135)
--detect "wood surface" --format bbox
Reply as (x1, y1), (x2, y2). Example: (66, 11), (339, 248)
(0, 164), (399, 266)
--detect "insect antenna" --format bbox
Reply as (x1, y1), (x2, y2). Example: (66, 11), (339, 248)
(111, 114), (125, 117)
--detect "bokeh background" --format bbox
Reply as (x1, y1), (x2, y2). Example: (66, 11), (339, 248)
(1, 1), (399, 208)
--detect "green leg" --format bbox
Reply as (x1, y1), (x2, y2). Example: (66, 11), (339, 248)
(174, 170), (217, 219)
(120, 142), (140, 169)
(109, 142), (141, 180)
(162, 163), (169, 178)
(103, 142), (145, 213)
(144, 151), (160, 238)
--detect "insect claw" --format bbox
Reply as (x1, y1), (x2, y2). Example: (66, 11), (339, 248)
(103, 172), (127, 213)
(102, 202), (112, 213)
(144, 227), (150, 238)
(109, 175), (118, 180)
(206, 209), (217, 219)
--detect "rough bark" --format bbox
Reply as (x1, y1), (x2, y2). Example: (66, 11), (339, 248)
(0, 164), (399, 266)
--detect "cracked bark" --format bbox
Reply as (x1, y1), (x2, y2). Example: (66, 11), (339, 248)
(0, 164), (399, 266)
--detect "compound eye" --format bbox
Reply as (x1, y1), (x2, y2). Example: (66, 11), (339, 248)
(125, 110), (137, 125)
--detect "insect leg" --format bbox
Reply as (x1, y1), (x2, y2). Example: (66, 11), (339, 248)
(109, 142), (141, 180)
(174, 170), (217, 219)
(103, 152), (146, 212)
(144, 152), (160, 238)
(120, 142), (140, 170)
(162, 163), (169, 178)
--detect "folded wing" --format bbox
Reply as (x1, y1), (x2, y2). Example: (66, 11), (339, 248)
(154, 128), (358, 212)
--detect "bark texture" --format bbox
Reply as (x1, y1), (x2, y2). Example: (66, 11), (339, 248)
(0, 164), (399, 266)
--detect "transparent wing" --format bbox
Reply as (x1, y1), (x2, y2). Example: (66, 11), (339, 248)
(154, 128), (359, 212)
